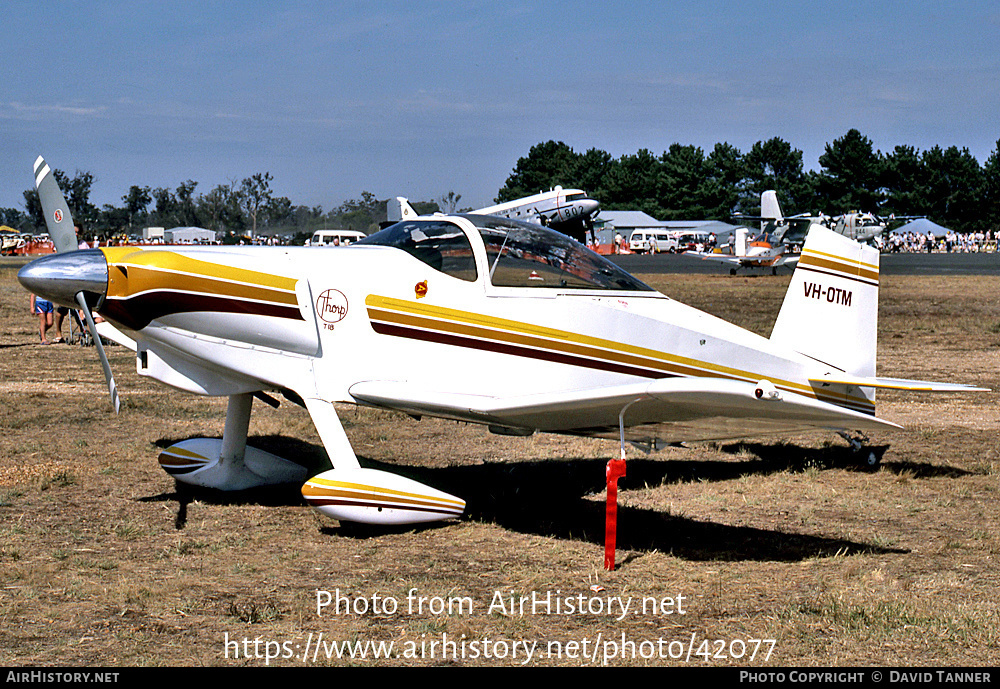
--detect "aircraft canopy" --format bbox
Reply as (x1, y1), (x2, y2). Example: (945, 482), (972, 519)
(358, 215), (652, 292)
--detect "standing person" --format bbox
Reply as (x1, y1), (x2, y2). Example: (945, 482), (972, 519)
(30, 294), (54, 345)
(52, 307), (68, 343)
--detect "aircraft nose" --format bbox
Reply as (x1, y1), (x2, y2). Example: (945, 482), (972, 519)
(18, 249), (109, 310)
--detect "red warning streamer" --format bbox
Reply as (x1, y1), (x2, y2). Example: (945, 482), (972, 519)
(603, 455), (627, 570)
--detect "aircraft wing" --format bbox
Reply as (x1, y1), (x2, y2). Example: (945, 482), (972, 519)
(690, 251), (744, 266)
(691, 252), (798, 270)
(349, 377), (898, 445)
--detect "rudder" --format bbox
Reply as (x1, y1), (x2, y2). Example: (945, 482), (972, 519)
(770, 226), (879, 378)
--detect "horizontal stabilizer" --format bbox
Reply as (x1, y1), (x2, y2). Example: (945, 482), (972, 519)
(809, 373), (989, 393)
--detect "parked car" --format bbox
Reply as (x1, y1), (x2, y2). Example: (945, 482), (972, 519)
(628, 230), (678, 253)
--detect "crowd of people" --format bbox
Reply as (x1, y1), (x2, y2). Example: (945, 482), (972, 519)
(884, 230), (999, 253)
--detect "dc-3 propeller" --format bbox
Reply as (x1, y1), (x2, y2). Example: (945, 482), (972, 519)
(19, 156), (121, 413)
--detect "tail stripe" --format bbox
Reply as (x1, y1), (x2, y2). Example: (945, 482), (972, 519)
(798, 249), (879, 286)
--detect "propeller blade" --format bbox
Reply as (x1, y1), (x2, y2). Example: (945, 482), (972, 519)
(33, 156), (80, 254)
(31, 156), (121, 413)
(76, 291), (120, 414)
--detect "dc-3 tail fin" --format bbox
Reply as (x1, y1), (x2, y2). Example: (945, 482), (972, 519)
(770, 225), (880, 378)
(386, 196), (418, 223)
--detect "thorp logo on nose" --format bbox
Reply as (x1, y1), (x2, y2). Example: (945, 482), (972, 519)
(316, 289), (348, 324)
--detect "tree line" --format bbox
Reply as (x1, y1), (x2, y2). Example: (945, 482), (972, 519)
(497, 130), (1000, 233)
(1, 172), (442, 243)
(3, 129), (998, 238)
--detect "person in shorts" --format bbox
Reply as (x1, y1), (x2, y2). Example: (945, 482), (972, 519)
(30, 294), (55, 344)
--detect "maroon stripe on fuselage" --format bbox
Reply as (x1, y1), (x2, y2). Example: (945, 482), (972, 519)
(101, 291), (304, 331)
(369, 319), (876, 416)
(370, 320), (675, 380)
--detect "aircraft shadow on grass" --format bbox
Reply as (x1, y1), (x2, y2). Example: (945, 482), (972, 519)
(144, 434), (913, 562)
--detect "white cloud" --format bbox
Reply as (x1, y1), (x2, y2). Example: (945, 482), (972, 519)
(2, 102), (108, 119)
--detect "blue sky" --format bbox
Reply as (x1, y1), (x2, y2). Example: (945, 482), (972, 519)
(2, 0), (998, 213)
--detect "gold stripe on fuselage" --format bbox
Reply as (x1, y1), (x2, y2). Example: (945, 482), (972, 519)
(101, 247), (299, 304)
(366, 295), (875, 413)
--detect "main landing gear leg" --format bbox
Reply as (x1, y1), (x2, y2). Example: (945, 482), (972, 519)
(300, 399), (466, 525)
(219, 392), (253, 470)
(838, 431), (884, 470)
(157, 393), (309, 490)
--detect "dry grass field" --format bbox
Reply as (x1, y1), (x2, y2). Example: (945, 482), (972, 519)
(1, 260), (998, 667)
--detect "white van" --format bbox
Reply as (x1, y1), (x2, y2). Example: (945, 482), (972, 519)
(308, 230), (366, 246)
(628, 230), (678, 254)
(669, 231), (712, 253)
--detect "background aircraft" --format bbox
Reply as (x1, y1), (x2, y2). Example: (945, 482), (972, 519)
(829, 211), (924, 245)
(740, 191), (924, 247)
(692, 191), (815, 274)
(387, 187), (600, 243)
(472, 186), (600, 243)
(19, 159), (985, 569)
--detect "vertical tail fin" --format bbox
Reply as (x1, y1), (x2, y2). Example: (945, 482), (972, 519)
(386, 196), (418, 223)
(735, 227), (749, 256)
(770, 225), (880, 378)
(760, 190), (782, 225)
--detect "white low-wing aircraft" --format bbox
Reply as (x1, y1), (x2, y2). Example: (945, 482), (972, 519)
(691, 191), (816, 275)
(19, 158), (986, 567)
(691, 226), (801, 275)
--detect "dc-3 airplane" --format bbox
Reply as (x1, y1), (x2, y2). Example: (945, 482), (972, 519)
(387, 186), (599, 244)
(829, 211), (924, 246)
(473, 186), (600, 243)
(691, 191), (815, 275)
(19, 158), (986, 569)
